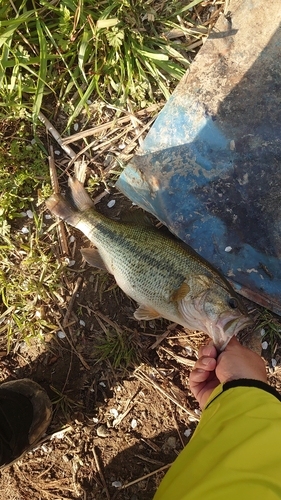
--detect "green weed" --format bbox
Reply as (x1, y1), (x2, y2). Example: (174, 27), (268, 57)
(0, 0), (207, 128)
(93, 327), (141, 369)
(257, 309), (281, 354)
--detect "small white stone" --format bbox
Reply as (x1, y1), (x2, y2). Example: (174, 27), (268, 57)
(195, 408), (202, 416)
(26, 209), (34, 219)
(69, 235), (75, 243)
(92, 417), (99, 423)
(112, 481), (122, 488)
(261, 341), (268, 350)
(225, 246), (232, 252)
(20, 211), (27, 217)
(57, 331), (66, 339)
(54, 150), (61, 155)
(68, 260), (76, 267)
(21, 227), (29, 234)
(230, 140), (235, 150)
(99, 381), (106, 387)
(131, 419), (137, 429)
(116, 385), (122, 392)
(31, 138), (36, 145)
(45, 214), (52, 219)
(86, 99), (92, 105)
(74, 123), (79, 131)
(272, 358), (277, 368)
(260, 328), (266, 336)
(107, 199), (116, 208)
(79, 320), (86, 327)
(110, 408), (119, 418)
(184, 428), (192, 438)
(118, 143), (126, 150)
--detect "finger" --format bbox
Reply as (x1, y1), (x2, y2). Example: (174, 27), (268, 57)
(198, 343), (218, 359)
(190, 368), (213, 384)
(193, 356), (217, 373)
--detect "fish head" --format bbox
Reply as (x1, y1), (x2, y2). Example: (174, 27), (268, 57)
(178, 275), (252, 350)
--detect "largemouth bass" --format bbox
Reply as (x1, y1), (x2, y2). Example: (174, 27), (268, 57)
(46, 178), (252, 350)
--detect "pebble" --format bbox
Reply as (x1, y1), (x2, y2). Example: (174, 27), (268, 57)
(272, 358), (277, 368)
(45, 214), (52, 219)
(21, 227), (29, 234)
(110, 408), (119, 418)
(107, 199), (116, 208)
(112, 481), (122, 488)
(54, 150), (61, 155)
(97, 425), (109, 438)
(69, 235), (75, 243)
(225, 246), (232, 252)
(260, 328), (266, 336)
(57, 331), (66, 339)
(131, 419), (137, 429)
(261, 341), (268, 350)
(26, 209), (34, 218)
(184, 428), (192, 438)
(74, 123), (79, 131)
(79, 320), (86, 327)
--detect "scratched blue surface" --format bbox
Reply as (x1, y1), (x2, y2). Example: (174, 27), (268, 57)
(117, 6), (281, 315)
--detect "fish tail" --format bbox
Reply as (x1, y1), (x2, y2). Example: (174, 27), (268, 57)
(68, 177), (95, 211)
(45, 194), (80, 226)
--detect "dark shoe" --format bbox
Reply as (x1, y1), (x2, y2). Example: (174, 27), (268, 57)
(0, 378), (52, 469)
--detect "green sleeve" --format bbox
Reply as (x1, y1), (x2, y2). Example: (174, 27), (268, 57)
(154, 380), (281, 500)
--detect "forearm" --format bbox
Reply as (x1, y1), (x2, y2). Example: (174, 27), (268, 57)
(154, 382), (281, 500)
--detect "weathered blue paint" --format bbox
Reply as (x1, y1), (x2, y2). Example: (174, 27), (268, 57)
(117, 0), (281, 315)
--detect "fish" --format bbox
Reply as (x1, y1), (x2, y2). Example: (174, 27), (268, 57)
(45, 177), (252, 350)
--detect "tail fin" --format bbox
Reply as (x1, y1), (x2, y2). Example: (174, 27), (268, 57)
(68, 177), (95, 211)
(45, 194), (80, 226)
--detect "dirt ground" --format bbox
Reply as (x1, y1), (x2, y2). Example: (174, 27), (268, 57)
(1, 187), (281, 500)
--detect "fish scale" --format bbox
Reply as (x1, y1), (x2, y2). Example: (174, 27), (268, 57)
(46, 178), (252, 350)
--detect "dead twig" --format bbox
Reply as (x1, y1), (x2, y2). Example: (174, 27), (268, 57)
(118, 463), (172, 490)
(63, 276), (83, 328)
(92, 445), (111, 500)
(48, 146), (69, 256)
(39, 111), (76, 158)
(159, 346), (195, 367)
(57, 321), (90, 370)
(150, 323), (177, 349)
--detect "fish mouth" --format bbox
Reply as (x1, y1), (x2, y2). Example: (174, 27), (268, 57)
(211, 315), (253, 351)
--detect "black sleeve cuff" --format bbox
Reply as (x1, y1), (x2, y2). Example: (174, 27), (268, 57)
(222, 379), (281, 402)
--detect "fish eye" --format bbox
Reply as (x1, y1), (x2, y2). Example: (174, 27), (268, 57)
(228, 297), (238, 309)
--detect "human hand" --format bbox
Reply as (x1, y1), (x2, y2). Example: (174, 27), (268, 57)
(190, 337), (268, 408)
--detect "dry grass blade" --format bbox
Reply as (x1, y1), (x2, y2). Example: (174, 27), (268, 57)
(61, 105), (161, 145)
(134, 365), (199, 421)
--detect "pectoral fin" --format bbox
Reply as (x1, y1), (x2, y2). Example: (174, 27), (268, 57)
(170, 281), (190, 302)
(134, 305), (161, 321)
(81, 248), (111, 273)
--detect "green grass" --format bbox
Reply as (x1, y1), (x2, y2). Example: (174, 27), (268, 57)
(0, 0), (207, 129)
(93, 326), (141, 369)
(258, 309), (281, 355)
(0, 121), (63, 351)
